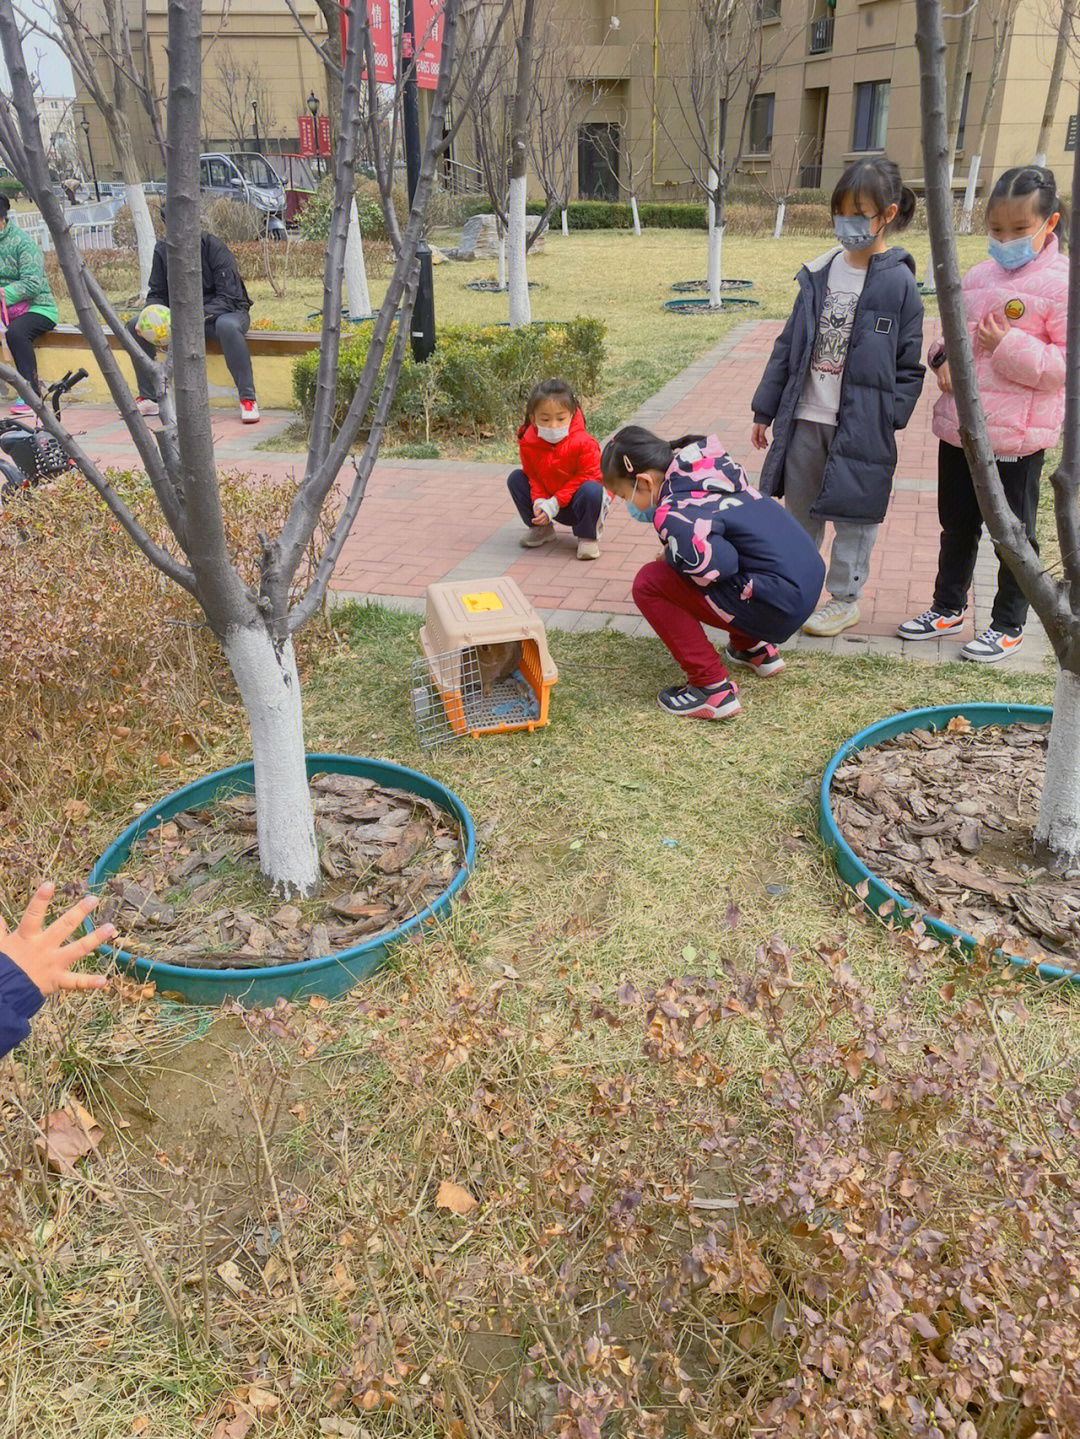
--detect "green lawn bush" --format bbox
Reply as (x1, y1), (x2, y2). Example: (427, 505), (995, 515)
(292, 315), (605, 438)
(0, 177), (25, 199)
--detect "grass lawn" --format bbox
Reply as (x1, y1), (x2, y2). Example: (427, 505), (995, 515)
(56, 226), (990, 463)
(4, 599), (1076, 1436)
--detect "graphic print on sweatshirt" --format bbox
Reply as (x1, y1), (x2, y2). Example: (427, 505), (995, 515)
(811, 287), (859, 376)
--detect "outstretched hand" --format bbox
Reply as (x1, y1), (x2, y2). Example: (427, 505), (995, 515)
(0, 883), (114, 997)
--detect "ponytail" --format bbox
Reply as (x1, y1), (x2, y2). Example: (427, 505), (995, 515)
(600, 426), (706, 483)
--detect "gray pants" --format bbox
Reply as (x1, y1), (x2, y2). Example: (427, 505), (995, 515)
(782, 419), (879, 602)
(128, 310), (256, 401)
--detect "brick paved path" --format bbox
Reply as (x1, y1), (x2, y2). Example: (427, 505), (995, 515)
(41, 317), (1049, 672)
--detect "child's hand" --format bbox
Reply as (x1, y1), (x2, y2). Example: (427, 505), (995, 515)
(0, 883), (114, 997)
(977, 310), (1010, 353)
(750, 422), (770, 451)
(533, 497), (559, 524)
(936, 360), (953, 395)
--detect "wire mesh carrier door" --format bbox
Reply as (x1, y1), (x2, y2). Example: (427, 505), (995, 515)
(410, 577), (558, 748)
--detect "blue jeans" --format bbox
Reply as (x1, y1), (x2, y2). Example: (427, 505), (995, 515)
(507, 469), (605, 540)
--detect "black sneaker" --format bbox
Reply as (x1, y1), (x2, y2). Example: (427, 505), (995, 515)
(960, 625), (1024, 663)
(657, 679), (741, 720)
(726, 641), (785, 677)
(897, 606), (964, 640)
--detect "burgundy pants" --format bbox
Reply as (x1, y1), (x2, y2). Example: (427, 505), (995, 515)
(632, 558), (756, 688)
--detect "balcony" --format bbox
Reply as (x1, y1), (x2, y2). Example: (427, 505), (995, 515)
(808, 14), (834, 53)
(800, 162), (823, 189)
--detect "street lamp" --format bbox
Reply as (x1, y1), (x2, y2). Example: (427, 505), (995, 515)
(252, 100), (261, 154)
(80, 113), (100, 203)
(307, 92), (321, 181)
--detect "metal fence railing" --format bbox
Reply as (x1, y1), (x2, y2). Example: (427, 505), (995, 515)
(13, 211), (116, 252)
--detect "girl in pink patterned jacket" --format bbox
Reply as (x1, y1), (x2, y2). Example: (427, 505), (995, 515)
(899, 166), (1067, 663)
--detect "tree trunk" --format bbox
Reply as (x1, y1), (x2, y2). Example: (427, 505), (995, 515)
(496, 227), (506, 290)
(707, 217), (724, 308)
(344, 198), (372, 320)
(115, 116), (155, 291)
(224, 625), (321, 898)
(630, 193), (641, 236)
(1034, 670), (1080, 872)
(959, 1), (1014, 234)
(507, 173), (531, 323)
(312, 0), (344, 132)
(773, 199), (785, 239)
(1035, 0), (1078, 167)
(506, 0), (536, 328)
(561, 206), (568, 236)
(923, 1), (977, 291)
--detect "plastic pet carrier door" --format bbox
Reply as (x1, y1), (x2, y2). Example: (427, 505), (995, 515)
(410, 577), (558, 747)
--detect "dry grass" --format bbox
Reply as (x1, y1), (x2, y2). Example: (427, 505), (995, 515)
(3, 592), (1078, 1436)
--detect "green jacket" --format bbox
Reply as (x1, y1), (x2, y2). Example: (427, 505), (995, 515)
(0, 220), (58, 322)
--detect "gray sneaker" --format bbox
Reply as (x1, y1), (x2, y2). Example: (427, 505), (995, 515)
(520, 524), (555, 548)
(802, 598), (860, 637)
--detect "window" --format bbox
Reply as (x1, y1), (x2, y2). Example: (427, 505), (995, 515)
(577, 123), (621, 201)
(955, 72), (972, 152)
(852, 80), (890, 151)
(1068, 114), (1078, 152)
(758, 0), (781, 17)
(748, 93), (775, 155)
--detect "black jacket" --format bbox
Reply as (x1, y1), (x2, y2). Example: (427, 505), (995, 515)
(653, 436), (825, 644)
(751, 247), (925, 524)
(145, 233), (252, 322)
(0, 951), (43, 1059)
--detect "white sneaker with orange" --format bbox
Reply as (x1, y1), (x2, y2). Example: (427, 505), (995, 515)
(960, 626), (1024, 663)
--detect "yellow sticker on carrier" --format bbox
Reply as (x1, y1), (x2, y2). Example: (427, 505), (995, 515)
(460, 592), (504, 612)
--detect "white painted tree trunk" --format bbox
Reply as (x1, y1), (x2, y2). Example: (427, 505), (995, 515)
(344, 198), (372, 321)
(561, 207), (569, 237)
(1034, 670), (1080, 873)
(707, 220), (724, 309)
(496, 231), (506, 290)
(1034, 151), (1047, 169)
(126, 181), (156, 294)
(773, 200), (786, 239)
(706, 167), (717, 235)
(630, 194), (641, 237)
(507, 173), (531, 326)
(959, 152), (981, 235)
(224, 625), (321, 898)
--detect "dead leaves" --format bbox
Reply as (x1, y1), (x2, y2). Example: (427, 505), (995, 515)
(100, 777), (465, 969)
(209, 1386), (280, 1439)
(435, 1180), (478, 1215)
(37, 1101), (103, 1174)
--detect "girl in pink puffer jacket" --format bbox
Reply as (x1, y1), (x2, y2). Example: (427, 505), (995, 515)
(898, 166), (1067, 663)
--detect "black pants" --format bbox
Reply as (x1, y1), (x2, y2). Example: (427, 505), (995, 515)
(5, 311), (56, 389)
(932, 441), (1043, 632)
(127, 310), (256, 400)
(507, 468), (606, 540)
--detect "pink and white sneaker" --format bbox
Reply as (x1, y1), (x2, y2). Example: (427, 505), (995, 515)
(240, 398), (260, 424)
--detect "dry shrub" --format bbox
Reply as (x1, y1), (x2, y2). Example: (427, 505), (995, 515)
(201, 196), (271, 245)
(227, 238), (393, 286)
(320, 928), (1080, 1438)
(0, 472), (334, 909)
(44, 247), (141, 305)
(112, 195), (165, 249)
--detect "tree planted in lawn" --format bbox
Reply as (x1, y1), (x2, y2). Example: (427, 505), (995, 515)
(0, 0), (489, 899)
(660, 0), (795, 308)
(916, 0), (1080, 871)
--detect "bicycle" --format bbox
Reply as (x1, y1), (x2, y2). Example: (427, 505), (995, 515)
(0, 368), (88, 502)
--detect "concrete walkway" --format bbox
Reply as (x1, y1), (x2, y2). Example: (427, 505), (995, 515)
(46, 317), (1050, 673)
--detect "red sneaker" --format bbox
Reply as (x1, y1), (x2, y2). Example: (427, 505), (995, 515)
(726, 641), (785, 677)
(240, 399), (260, 424)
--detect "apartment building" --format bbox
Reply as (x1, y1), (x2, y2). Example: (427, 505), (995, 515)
(564, 0), (1078, 202)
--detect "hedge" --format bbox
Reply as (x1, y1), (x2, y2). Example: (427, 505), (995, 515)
(0, 178), (24, 199)
(460, 197), (709, 230)
(292, 316), (605, 437)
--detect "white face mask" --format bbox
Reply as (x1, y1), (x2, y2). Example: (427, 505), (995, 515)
(536, 424), (570, 444)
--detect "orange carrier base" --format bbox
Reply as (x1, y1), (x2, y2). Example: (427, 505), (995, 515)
(410, 577), (558, 746)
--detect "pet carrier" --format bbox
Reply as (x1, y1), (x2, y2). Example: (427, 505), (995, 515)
(410, 577), (558, 747)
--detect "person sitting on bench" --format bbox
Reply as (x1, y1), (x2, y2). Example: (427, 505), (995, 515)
(129, 222), (260, 423)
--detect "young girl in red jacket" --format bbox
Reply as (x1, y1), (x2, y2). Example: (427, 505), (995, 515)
(508, 378), (608, 560)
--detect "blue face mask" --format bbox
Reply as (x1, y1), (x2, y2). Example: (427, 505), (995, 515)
(833, 214), (876, 252)
(988, 222), (1048, 271)
(626, 498), (656, 523)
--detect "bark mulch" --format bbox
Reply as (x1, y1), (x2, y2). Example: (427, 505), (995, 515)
(831, 719), (1079, 971)
(97, 772), (465, 968)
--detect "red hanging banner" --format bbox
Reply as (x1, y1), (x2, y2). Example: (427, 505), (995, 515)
(413, 0), (443, 90)
(297, 114), (316, 157)
(340, 0), (395, 85)
(316, 115), (332, 156)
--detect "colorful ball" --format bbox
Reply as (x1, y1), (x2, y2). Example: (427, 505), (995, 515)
(135, 304), (171, 349)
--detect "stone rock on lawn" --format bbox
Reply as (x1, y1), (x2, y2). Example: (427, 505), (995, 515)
(452, 212), (545, 260)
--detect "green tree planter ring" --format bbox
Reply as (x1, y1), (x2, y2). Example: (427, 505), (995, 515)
(663, 297), (760, 313)
(86, 755), (476, 1007)
(819, 703), (1079, 986)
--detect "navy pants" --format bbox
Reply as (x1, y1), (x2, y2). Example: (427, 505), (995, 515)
(507, 469), (605, 540)
(5, 311), (55, 389)
(128, 310), (256, 400)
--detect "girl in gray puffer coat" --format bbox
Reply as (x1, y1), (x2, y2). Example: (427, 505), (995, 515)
(751, 158), (926, 637)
